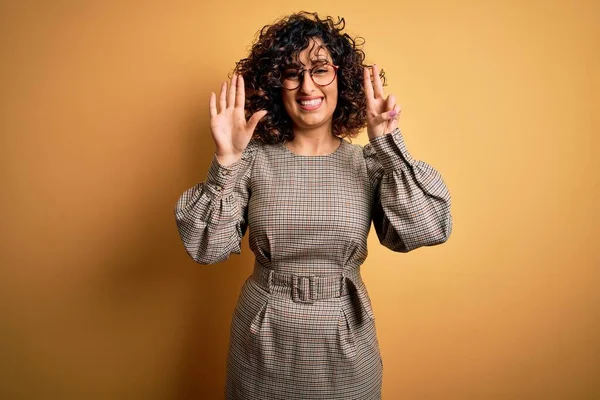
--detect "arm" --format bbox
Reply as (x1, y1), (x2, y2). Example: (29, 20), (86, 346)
(175, 72), (265, 264)
(361, 64), (452, 253)
(365, 128), (452, 252)
(174, 146), (256, 264)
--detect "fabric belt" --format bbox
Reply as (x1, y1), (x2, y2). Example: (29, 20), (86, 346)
(251, 260), (362, 305)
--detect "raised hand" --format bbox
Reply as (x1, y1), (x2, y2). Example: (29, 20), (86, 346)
(363, 64), (401, 139)
(209, 74), (267, 166)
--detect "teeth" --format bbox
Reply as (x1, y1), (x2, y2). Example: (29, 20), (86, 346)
(299, 99), (322, 106)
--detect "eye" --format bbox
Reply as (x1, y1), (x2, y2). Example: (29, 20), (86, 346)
(283, 70), (301, 79)
(313, 67), (329, 75)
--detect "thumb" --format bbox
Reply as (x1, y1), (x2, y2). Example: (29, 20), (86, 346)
(246, 110), (268, 134)
(387, 105), (401, 132)
(373, 108), (397, 125)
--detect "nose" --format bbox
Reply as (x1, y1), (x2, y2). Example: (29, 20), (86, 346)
(299, 70), (317, 93)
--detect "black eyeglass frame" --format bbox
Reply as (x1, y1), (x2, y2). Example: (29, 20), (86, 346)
(280, 63), (340, 90)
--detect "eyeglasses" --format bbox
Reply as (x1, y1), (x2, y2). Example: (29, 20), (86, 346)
(281, 63), (339, 90)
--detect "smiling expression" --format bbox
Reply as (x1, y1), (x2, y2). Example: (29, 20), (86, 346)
(281, 38), (338, 133)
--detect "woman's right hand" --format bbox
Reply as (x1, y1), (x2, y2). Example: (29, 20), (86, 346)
(209, 74), (267, 166)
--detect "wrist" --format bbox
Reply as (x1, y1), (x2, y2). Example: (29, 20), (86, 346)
(367, 132), (385, 141)
(215, 152), (242, 167)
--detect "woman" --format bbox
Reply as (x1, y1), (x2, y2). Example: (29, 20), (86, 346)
(175, 11), (452, 400)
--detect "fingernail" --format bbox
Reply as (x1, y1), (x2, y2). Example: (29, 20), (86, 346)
(389, 109), (397, 118)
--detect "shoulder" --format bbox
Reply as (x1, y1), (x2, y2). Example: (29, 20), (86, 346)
(239, 138), (281, 169)
(342, 138), (377, 160)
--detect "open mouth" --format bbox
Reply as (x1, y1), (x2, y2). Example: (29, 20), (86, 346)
(297, 97), (323, 111)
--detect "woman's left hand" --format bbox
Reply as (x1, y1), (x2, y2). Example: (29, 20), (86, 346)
(363, 64), (401, 139)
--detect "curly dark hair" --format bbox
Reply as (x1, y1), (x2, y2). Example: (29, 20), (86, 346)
(235, 11), (385, 144)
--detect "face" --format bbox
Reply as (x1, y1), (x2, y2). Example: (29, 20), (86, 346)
(281, 38), (338, 133)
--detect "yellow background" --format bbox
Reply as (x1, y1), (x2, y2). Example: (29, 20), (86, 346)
(1, 1), (598, 398)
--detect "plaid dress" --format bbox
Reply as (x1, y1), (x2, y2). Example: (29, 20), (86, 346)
(175, 128), (452, 399)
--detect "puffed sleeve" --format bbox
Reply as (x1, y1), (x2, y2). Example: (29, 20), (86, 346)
(174, 140), (259, 264)
(363, 128), (452, 253)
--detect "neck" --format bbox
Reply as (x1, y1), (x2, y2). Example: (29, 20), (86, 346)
(286, 125), (340, 156)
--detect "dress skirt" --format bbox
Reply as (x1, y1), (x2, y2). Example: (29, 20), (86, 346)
(225, 262), (383, 399)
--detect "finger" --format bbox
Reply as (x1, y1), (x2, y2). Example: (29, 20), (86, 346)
(235, 74), (245, 108)
(227, 74), (238, 108)
(219, 81), (227, 112)
(392, 103), (402, 119)
(373, 106), (400, 126)
(385, 94), (396, 113)
(372, 64), (384, 98)
(388, 105), (401, 132)
(246, 110), (268, 134)
(363, 66), (374, 103)
(383, 107), (399, 121)
(209, 92), (217, 118)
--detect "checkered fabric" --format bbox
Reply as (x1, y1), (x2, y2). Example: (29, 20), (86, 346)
(175, 128), (452, 399)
